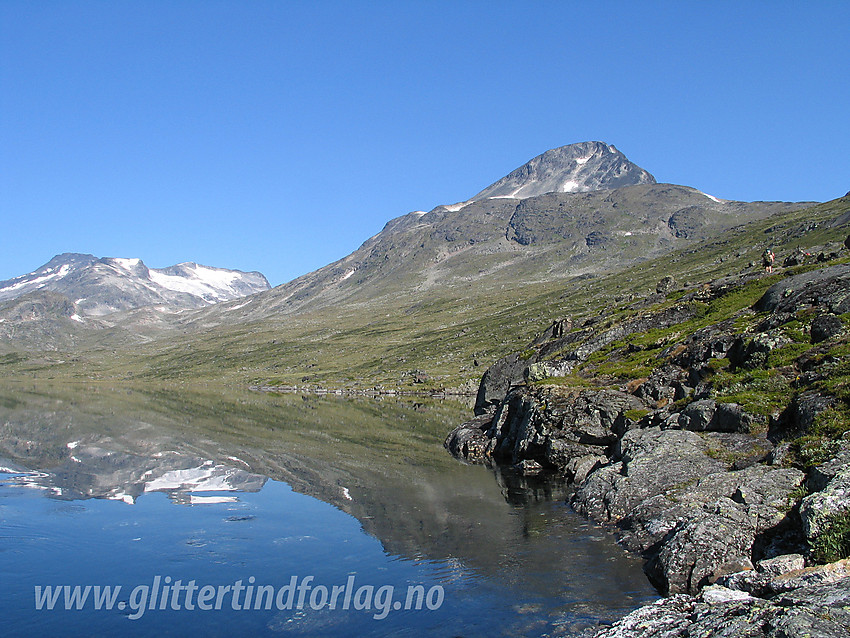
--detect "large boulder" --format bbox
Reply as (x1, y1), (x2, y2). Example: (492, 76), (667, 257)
(474, 352), (527, 414)
(811, 313), (844, 343)
(444, 413), (494, 463)
(773, 391), (837, 439)
(573, 428), (726, 522)
(480, 385), (643, 469)
(645, 498), (757, 594)
(754, 263), (850, 314)
(618, 464), (804, 559)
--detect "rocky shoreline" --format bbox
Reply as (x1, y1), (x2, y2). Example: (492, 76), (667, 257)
(249, 383), (476, 400)
(446, 261), (850, 636)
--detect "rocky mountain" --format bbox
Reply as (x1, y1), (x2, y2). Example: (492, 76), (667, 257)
(0, 253), (270, 316)
(471, 141), (657, 200)
(197, 181), (808, 325)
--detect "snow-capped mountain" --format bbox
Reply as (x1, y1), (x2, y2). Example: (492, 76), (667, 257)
(471, 141), (656, 201)
(0, 253), (270, 316)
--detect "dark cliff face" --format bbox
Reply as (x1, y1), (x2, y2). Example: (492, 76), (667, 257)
(471, 141), (656, 201)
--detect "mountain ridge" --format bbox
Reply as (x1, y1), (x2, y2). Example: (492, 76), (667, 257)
(0, 253), (270, 316)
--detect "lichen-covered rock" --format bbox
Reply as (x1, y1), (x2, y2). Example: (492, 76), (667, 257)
(728, 332), (791, 369)
(800, 465), (850, 539)
(545, 439), (606, 472)
(472, 385), (644, 468)
(809, 448), (850, 491)
(593, 571), (850, 638)
(656, 275), (677, 295)
(645, 498), (757, 594)
(675, 400), (755, 433)
(773, 390), (837, 439)
(768, 558), (850, 593)
(573, 428), (725, 522)
(715, 554), (808, 596)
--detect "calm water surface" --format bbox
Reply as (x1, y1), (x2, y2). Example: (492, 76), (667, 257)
(0, 384), (657, 637)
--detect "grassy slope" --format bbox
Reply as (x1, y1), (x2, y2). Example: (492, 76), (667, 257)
(2, 196), (848, 391)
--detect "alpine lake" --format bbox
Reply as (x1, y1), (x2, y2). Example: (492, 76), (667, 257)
(0, 383), (657, 637)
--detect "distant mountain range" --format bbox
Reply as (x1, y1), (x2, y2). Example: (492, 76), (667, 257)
(0, 253), (270, 316)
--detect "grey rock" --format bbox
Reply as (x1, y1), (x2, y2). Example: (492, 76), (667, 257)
(715, 554), (808, 596)
(782, 247), (813, 267)
(729, 332), (791, 369)
(701, 432), (774, 470)
(482, 386), (641, 467)
(573, 428), (725, 522)
(593, 577), (850, 638)
(565, 454), (606, 485)
(444, 413), (494, 463)
(770, 558), (850, 593)
(756, 553), (806, 576)
(774, 391), (837, 439)
(474, 352), (527, 415)
(729, 465), (805, 533)
(546, 439), (606, 472)
(524, 360), (573, 382)
(809, 449), (850, 492)
(700, 584), (754, 603)
(636, 364), (691, 404)
(530, 317), (572, 346)
(617, 464), (803, 582)
(513, 459), (543, 475)
(755, 263), (850, 314)
(645, 498), (757, 594)
(591, 594), (697, 638)
(800, 465), (850, 540)
(678, 399), (717, 430)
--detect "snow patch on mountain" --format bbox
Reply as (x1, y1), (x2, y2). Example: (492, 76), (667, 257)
(0, 253), (270, 316)
(471, 141), (656, 201)
(149, 264), (246, 302)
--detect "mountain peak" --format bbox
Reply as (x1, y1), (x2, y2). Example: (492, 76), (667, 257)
(471, 141), (656, 201)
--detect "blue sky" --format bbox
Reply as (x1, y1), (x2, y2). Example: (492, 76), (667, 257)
(2, 1), (848, 286)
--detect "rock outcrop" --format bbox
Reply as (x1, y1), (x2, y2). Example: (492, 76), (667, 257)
(447, 259), (850, 634)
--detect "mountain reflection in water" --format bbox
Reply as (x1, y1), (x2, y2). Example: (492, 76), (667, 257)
(0, 383), (657, 637)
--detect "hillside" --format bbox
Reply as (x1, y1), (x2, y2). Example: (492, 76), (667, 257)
(0, 143), (832, 388)
(442, 196), (850, 633)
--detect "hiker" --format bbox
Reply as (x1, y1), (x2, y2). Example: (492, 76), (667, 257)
(762, 248), (775, 273)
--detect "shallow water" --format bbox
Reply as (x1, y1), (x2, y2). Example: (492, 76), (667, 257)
(0, 384), (657, 636)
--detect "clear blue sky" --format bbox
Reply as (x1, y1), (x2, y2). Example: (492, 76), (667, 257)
(2, 1), (848, 286)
